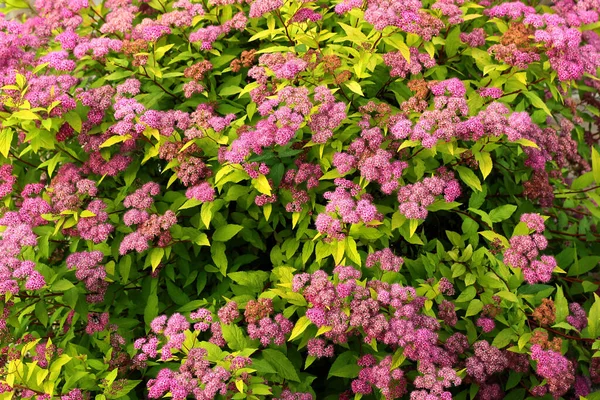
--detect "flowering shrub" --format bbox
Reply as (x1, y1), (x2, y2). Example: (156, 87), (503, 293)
(1, 0), (600, 398)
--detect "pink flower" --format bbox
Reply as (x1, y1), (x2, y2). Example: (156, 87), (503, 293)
(185, 182), (215, 202)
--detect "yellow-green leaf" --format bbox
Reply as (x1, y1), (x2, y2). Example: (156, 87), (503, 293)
(475, 151), (493, 180)
(289, 316), (311, 341)
(100, 135), (130, 148)
(513, 138), (539, 148)
(409, 219), (419, 237)
(252, 174), (272, 196)
(345, 81), (364, 97)
(0, 129), (14, 158)
(523, 91), (551, 116)
(456, 166), (482, 191)
(592, 147), (600, 185)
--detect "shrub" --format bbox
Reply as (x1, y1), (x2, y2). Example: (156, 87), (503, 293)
(0, 0), (599, 399)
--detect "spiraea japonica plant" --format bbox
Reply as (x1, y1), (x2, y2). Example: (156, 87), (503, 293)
(0, 0), (600, 398)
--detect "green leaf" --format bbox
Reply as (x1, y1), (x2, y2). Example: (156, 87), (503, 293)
(568, 256), (600, 276)
(289, 316), (311, 341)
(100, 135), (129, 148)
(105, 380), (141, 399)
(505, 372), (522, 391)
(455, 286), (476, 303)
(523, 91), (552, 116)
(0, 129), (14, 158)
(64, 111), (82, 133)
(456, 166), (482, 191)
(166, 280), (190, 305)
(213, 224), (244, 242)
(252, 174), (272, 195)
(154, 43), (174, 60)
(228, 271), (269, 292)
(409, 218), (419, 237)
(144, 291), (159, 328)
(427, 200), (461, 212)
(492, 328), (516, 348)
(593, 147), (600, 185)
(445, 26), (461, 57)
(179, 198), (203, 210)
(80, 210), (96, 218)
(554, 285), (568, 323)
(479, 230), (510, 248)
(513, 138), (539, 149)
(261, 349), (300, 382)
(587, 293), (600, 338)
(221, 323), (250, 351)
(496, 290), (518, 303)
(474, 151), (493, 180)
(571, 171), (594, 190)
(149, 247), (164, 270)
(35, 301), (49, 327)
(201, 201), (213, 228)
(13, 110), (39, 120)
(337, 22), (368, 44)
(489, 205), (517, 223)
(211, 241), (228, 275)
(466, 299), (483, 317)
(328, 351), (360, 379)
(52, 279), (75, 291)
(345, 81), (364, 97)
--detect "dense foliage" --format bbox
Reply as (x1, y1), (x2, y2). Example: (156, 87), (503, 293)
(0, 0), (600, 398)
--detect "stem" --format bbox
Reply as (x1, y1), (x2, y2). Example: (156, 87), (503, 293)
(337, 84), (357, 111)
(529, 317), (595, 343)
(140, 66), (181, 101)
(275, 11), (295, 46)
(9, 150), (38, 168)
(56, 145), (83, 163)
(554, 185), (600, 195)
(455, 210), (492, 230)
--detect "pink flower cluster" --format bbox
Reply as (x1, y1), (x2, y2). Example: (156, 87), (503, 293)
(530, 344), (575, 398)
(397, 172), (461, 220)
(0, 165), (16, 198)
(150, 313), (190, 360)
(504, 213), (557, 284)
(383, 48), (436, 78)
(247, 313), (293, 346)
(0, 169), (50, 295)
(460, 28), (485, 47)
(121, 183), (177, 254)
(146, 348), (231, 399)
(189, 12), (247, 50)
(566, 302), (588, 331)
(279, 161), (322, 212)
(86, 312), (109, 334)
(412, 360), (462, 400)
(307, 338), (334, 358)
(316, 182), (382, 240)
(224, 86), (313, 163)
(186, 182), (216, 203)
(66, 251), (108, 303)
(398, 80), (469, 145)
(259, 52), (308, 80)
(365, 248), (404, 272)
(534, 25), (600, 81)
(248, 0), (283, 19)
(363, 0), (443, 40)
(308, 86), (346, 143)
(290, 8), (322, 23)
(217, 301), (240, 324)
(291, 265), (470, 398)
(76, 200), (114, 244)
(352, 355), (407, 398)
